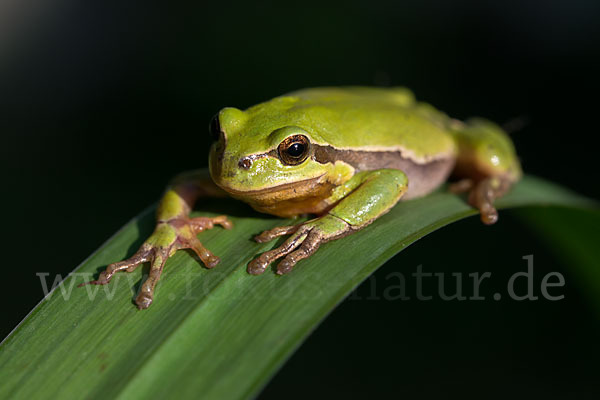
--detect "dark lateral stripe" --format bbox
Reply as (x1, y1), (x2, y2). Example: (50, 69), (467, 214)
(312, 144), (455, 199)
(263, 144), (450, 172)
(252, 144), (454, 199)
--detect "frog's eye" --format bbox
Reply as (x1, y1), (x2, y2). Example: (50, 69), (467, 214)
(278, 135), (310, 165)
(209, 114), (222, 141)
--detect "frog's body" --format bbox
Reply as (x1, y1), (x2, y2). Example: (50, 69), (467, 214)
(212, 88), (456, 217)
(85, 87), (521, 309)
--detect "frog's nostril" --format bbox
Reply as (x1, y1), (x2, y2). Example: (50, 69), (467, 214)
(238, 158), (252, 170)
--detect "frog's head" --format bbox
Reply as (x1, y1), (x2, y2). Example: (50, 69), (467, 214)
(208, 98), (351, 216)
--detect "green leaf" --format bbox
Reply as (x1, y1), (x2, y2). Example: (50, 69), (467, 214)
(0, 175), (596, 399)
(512, 206), (600, 313)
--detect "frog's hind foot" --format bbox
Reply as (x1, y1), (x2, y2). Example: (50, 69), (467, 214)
(451, 177), (512, 225)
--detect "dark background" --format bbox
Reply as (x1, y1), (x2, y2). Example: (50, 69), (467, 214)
(1, 0), (599, 397)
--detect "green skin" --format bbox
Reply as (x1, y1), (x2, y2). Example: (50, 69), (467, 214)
(85, 87), (522, 309)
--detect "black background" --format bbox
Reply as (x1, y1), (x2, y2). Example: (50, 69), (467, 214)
(1, 0), (599, 398)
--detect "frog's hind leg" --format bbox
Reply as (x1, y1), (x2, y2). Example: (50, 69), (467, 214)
(449, 118), (522, 225)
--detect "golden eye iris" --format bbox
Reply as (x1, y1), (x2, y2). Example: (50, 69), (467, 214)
(278, 135), (310, 165)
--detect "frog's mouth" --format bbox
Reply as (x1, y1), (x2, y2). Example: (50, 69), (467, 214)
(216, 173), (328, 197)
(214, 173), (335, 218)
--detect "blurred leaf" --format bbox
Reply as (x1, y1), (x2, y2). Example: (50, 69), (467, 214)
(0, 175), (596, 399)
(513, 206), (600, 313)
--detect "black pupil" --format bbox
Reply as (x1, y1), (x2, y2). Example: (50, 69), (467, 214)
(209, 115), (220, 141)
(287, 142), (305, 158)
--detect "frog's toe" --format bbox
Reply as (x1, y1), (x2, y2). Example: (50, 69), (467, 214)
(79, 245), (152, 287)
(479, 205), (499, 225)
(178, 235), (220, 268)
(132, 248), (172, 309)
(449, 179), (474, 194)
(247, 259), (268, 275)
(254, 225), (300, 243)
(466, 176), (511, 225)
(190, 215), (233, 231)
(248, 225), (311, 274)
(135, 292), (154, 310)
(276, 230), (323, 275)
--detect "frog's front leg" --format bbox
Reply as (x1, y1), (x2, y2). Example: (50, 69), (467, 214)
(248, 169), (408, 275)
(81, 170), (232, 309)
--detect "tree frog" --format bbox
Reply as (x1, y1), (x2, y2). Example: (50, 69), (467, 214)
(84, 87), (521, 309)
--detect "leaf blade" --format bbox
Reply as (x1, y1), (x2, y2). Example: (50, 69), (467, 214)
(0, 175), (596, 400)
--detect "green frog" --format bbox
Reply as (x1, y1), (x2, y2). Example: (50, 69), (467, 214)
(84, 87), (521, 309)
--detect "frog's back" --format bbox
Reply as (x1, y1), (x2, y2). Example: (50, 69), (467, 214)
(236, 87), (458, 199)
(280, 86), (456, 163)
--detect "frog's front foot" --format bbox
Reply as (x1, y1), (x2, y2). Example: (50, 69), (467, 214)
(80, 215), (232, 309)
(248, 215), (352, 275)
